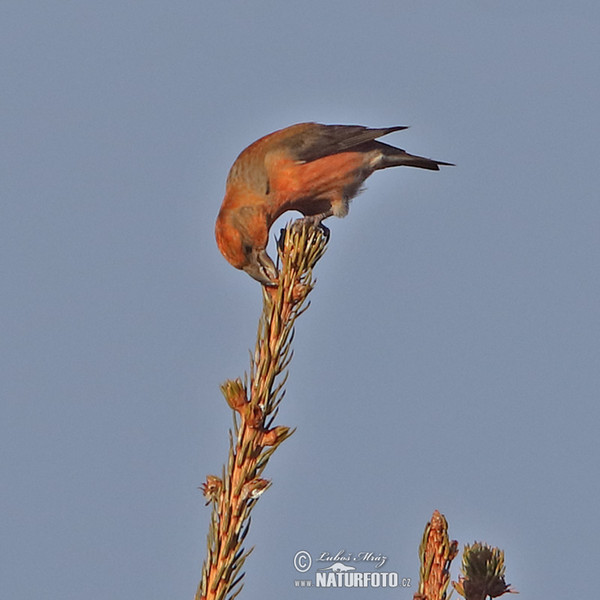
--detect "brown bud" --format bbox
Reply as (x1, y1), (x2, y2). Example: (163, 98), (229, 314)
(241, 478), (270, 500)
(448, 540), (459, 562)
(261, 425), (291, 447)
(291, 282), (308, 304)
(243, 404), (264, 429)
(200, 475), (222, 505)
(220, 379), (248, 412)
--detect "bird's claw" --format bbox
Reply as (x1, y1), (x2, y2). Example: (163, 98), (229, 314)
(290, 216), (330, 240)
(316, 221), (330, 241)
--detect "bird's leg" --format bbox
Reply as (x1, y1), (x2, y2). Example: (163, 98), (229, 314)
(293, 212), (332, 240)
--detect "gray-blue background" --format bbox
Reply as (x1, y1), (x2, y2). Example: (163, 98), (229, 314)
(3, 2), (598, 598)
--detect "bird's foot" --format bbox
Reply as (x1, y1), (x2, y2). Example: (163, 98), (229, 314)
(290, 216), (330, 241)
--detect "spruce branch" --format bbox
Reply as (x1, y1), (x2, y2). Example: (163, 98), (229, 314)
(452, 542), (517, 600)
(415, 512), (517, 600)
(414, 510), (459, 600)
(197, 221), (328, 600)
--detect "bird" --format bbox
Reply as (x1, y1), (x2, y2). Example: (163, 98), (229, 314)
(215, 122), (452, 285)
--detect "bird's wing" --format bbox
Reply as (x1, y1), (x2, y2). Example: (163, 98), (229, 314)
(288, 123), (408, 163)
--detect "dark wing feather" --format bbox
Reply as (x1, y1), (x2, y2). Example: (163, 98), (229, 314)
(290, 124), (408, 163)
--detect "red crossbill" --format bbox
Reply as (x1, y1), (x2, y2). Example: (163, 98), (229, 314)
(215, 122), (452, 285)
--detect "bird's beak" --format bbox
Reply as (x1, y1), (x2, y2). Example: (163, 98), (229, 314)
(243, 249), (278, 286)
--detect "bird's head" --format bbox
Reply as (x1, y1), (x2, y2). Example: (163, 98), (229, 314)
(215, 204), (278, 286)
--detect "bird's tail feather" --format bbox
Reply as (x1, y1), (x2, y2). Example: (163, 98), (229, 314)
(377, 142), (454, 171)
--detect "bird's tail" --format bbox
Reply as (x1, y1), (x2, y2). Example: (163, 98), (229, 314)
(376, 141), (454, 171)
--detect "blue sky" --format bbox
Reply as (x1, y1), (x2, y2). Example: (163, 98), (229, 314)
(2, 2), (599, 598)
